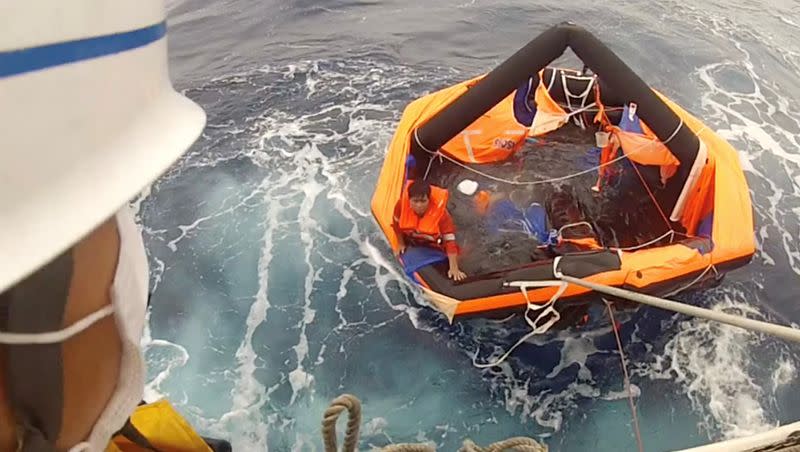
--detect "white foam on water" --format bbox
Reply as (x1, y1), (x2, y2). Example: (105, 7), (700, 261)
(290, 145), (326, 405)
(546, 334), (598, 380)
(363, 417), (390, 437)
(771, 357), (796, 390)
(779, 16), (800, 29)
(465, 311), (636, 435)
(288, 368), (316, 401)
(179, 59), (435, 447)
(601, 385), (641, 401)
(211, 178), (274, 450)
(629, 3), (800, 441)
(292, 433), (318, 452)
(359, 238), (436, 332)
(640, 291), (776, 439)
(139, 310), (192, 402)
(142, 339), (190, 402)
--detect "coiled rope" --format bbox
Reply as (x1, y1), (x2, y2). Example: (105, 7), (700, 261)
(321, 394), (548, 452)
(322, 394), (362, 452)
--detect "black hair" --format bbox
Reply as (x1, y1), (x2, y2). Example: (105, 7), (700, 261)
(408, 180), (431, 199)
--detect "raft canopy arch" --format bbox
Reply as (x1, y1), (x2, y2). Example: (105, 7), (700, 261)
(411, 21), (702, 218)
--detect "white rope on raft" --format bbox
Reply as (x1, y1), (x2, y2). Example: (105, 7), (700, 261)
(472, 277), (567, 369)
(483, 261), (798, 450)
(413, 119), (705, 188)
(489, 259), (800, 377)
(610, 229), (675, 252)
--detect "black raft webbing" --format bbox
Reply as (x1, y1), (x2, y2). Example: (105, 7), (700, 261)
(412, 22), (700, 215)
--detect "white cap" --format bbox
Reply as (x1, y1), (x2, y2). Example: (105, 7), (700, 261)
(0, 1), (206, 292)
(457, 179), (479, 196)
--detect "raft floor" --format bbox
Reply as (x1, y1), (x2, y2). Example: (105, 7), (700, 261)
(423, 124), (674, 277)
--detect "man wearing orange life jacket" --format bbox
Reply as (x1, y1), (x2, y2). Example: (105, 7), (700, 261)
(392, 180), (467, 281)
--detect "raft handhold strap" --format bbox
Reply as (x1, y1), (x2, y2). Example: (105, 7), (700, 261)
(474, 261), (567, 368)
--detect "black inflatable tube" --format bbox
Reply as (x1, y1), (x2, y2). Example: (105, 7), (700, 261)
(412, 22), (700, 214)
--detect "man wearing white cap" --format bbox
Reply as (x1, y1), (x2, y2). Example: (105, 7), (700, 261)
(0, 2), (222, 450)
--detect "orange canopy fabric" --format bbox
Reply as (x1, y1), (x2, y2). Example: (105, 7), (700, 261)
(609, 124), (681, 184)
(656, 90), (755, 261)
(371, 77), (481, 250)
(440, 87), (529, 164)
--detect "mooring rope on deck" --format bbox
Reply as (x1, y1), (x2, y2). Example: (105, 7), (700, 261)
(321, 394), (548, 452)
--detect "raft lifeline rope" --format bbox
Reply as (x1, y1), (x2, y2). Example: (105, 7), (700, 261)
(321, 394), (548, 452)
(414, 119), (695, 188)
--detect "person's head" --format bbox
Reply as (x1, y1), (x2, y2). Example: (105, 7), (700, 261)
(407, 180), (432, 216)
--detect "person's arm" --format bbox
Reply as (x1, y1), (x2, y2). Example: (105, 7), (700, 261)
(440, 211), (466, 281)
(392, 202), (406, 257)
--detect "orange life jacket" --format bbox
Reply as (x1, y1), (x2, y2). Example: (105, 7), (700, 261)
(610, 119), (680, 185)
(398, 181), (451, 245)
(594, 101), (681, 186)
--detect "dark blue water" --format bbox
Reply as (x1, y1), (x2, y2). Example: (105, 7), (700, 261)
(137, 0), (800, 450)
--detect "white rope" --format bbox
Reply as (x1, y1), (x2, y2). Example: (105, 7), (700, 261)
(413, 128), (436, 154)
(422, 149), (440, 180)
(610, 230), (675, 252)
(661, 118), (684, 145)
(416, 120), (674, 187)
(413, 106), (702, 189)
(419, 143), (626, 186)
(557, 221), (595, 241)
(473, 262), (568, 369)
(562, 72), (596, 130)
(662, 264), (718, 298)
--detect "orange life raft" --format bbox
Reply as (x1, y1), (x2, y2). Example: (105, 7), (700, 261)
(371, 23), (754, 325)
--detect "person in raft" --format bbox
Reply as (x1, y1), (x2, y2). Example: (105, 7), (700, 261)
(392, 179), (467, 281)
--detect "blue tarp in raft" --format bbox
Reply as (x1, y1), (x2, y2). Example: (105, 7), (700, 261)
(400, 199), (554, 281)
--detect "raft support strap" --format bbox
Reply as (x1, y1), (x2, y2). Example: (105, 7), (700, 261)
(473, 277), (567, 368)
